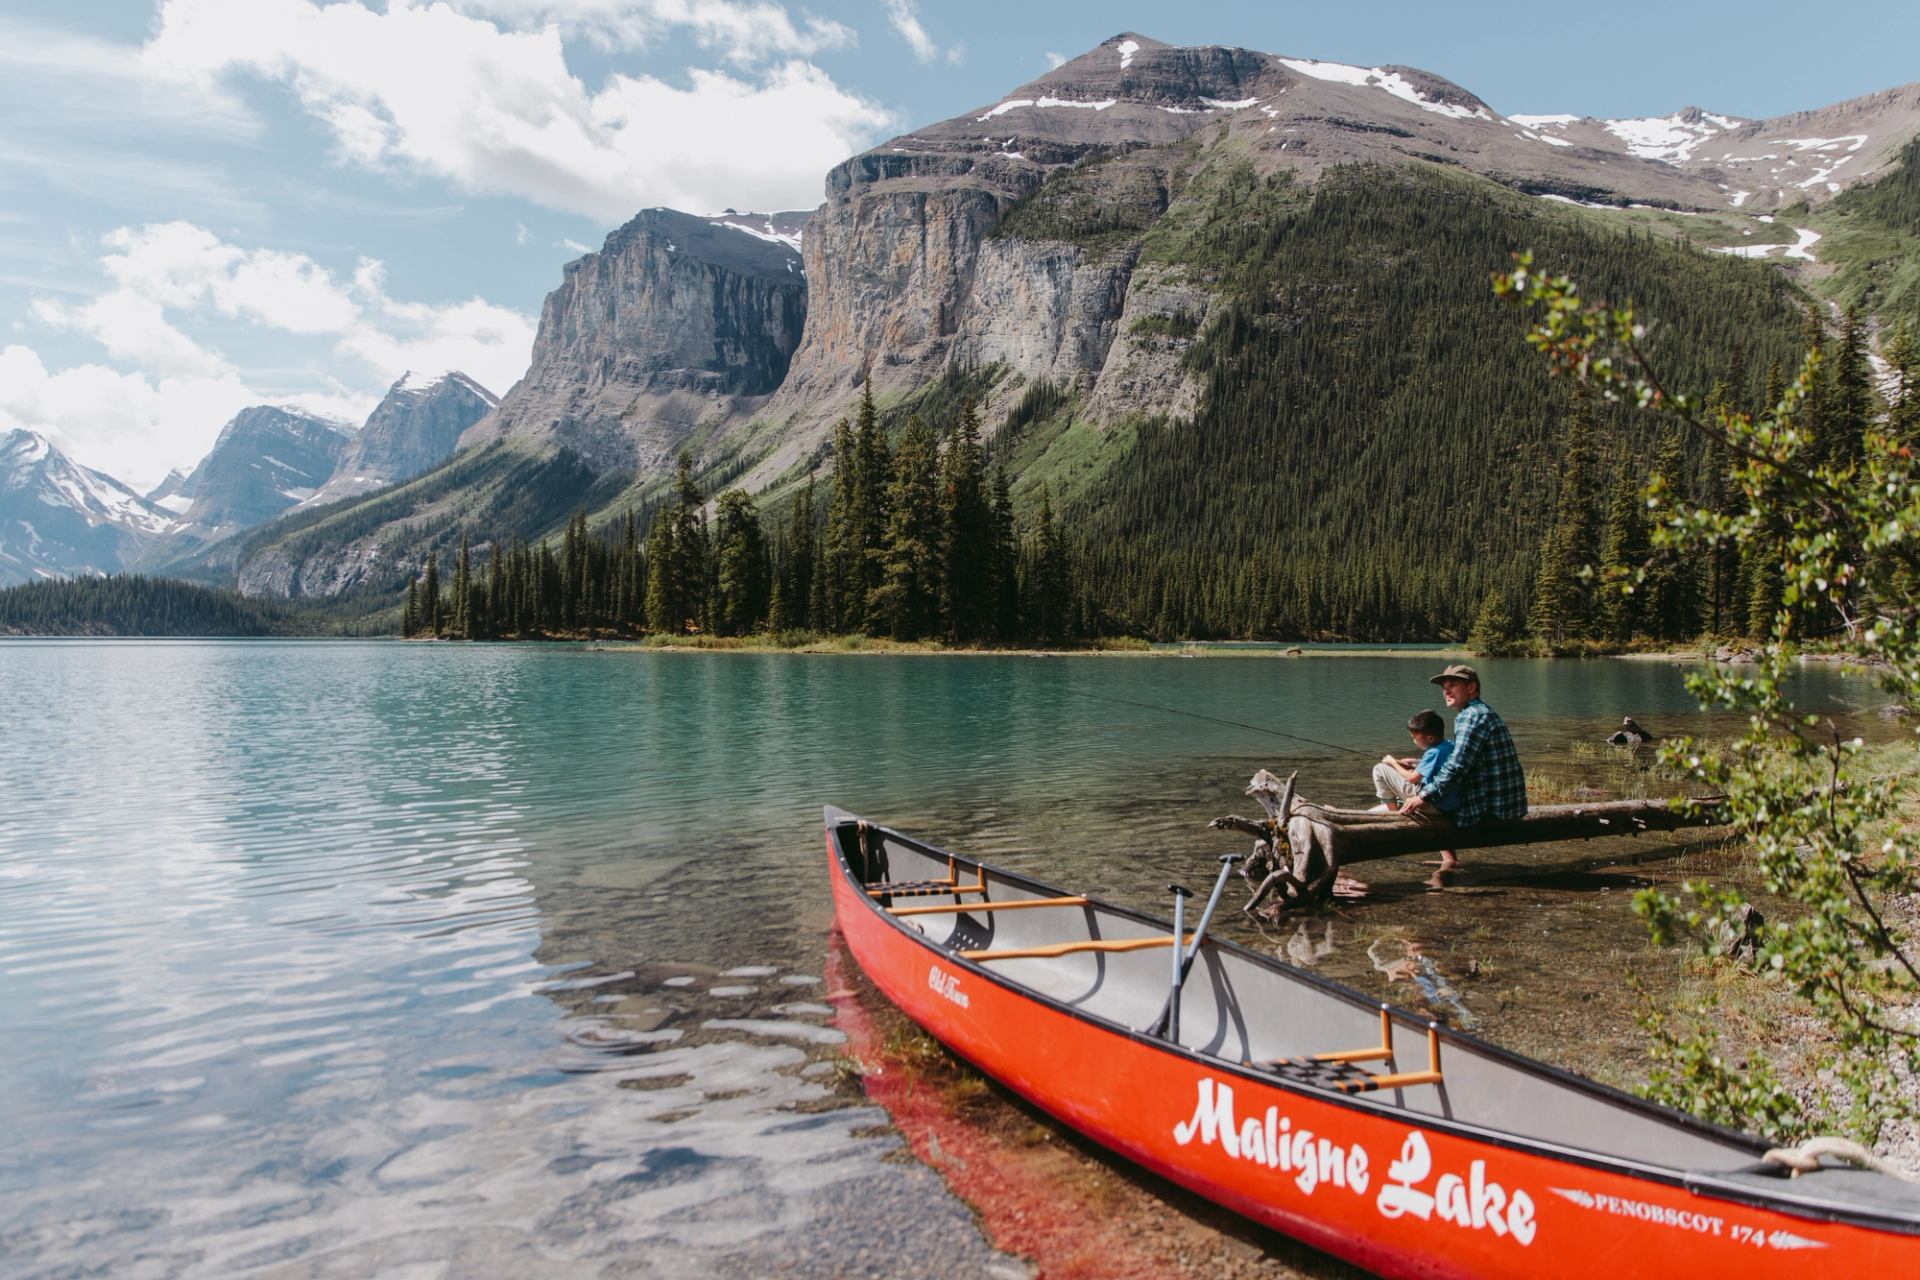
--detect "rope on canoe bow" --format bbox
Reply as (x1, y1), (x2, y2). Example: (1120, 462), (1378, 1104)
(1762, 1137), (1920, 1181)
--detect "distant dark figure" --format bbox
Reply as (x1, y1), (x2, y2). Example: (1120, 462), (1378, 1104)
(1606, 716), (1660, 747)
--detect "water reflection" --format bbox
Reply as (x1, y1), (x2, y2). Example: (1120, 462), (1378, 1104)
(0, 640), (1884, 1276)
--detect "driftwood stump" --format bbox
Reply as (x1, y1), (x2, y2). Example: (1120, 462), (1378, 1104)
(1211, 771), (1723, 917)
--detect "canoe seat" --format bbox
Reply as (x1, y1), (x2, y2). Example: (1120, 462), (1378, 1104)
(866, 855), (989, 900)
(1259, 1006), (1445, 1095)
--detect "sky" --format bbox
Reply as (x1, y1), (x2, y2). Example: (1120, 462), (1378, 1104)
(3, 1), (1917, 491)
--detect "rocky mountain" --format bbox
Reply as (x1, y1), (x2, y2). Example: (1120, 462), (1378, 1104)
(140, 406), (353, 573)
(227, 32), (1920, 608)
(303, 371), (497, 508)
(458, 206), (808, 474)
(0, 430), (175, 585)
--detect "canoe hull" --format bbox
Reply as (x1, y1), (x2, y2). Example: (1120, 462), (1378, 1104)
(828, 829), (1919, 1277)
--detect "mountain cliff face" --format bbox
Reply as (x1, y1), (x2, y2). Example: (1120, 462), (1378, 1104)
(460, 207), (808, 473)
(0, 430), (174, 585)
(726, 32), (1920, 491)
(304, 371), (497, 507)
(140, 406), (352, 572)
(225, 32), (1920, 606)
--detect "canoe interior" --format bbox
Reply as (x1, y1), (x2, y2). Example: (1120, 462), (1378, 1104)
(829, 809), (1920, 1230)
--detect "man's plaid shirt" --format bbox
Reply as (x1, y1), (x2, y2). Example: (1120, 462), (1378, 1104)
(1419, 698), (1528, 826)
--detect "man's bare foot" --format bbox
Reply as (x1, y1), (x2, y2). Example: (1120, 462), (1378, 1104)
(1421, 851), (1459, 870)
(1424, 868), (1456, 891)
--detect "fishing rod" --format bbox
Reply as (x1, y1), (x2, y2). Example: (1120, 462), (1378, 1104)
(1070, 690), (1375, 759)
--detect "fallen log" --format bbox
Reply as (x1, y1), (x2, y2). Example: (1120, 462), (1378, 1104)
(1295, 796), (1724, 865)
(1211, 772), (1724, 915)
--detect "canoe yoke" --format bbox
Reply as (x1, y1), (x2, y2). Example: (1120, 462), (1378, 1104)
(1258, 1004), (1446, 1095)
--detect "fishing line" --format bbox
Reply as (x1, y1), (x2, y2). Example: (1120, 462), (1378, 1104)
(1068, 690), (1375, 759)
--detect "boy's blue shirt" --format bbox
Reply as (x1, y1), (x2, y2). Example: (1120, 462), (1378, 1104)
(1418, 742), (1461, 812)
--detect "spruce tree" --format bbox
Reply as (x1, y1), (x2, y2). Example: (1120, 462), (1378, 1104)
(989, 464), (1018, 641)
(669, 455), (709, 632)
(781, 475), (815, 631)
(852, 382), (891, 633)
(1527, 520), (1575, 646)
(1025, 485), (1069, 641)
(1597, 455), (1648, 642)
(938, 399), (992, 642)
(871, 417), (940, 638)
(1645, 430), (1702, 640)
(404, 577), (419, 638)
(423, 552), (441, 637)
(454, 534), (472, 638)
(645, 509), (679, 634)
(1886, 321), (1919, 446)
(711, 488), (768, 635)
(822, 419), (857, 632)
(1830, 307), (1871, 473)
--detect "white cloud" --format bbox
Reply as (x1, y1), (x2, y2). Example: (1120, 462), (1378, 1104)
(19, 223), (538, 483)
(0, 16), (259, 142)
(33, 290), (229, 379)
(144, 0), (896, 220)
(0, 345), (257, 491)
(1044, 51), (1068, 70)
(558, 238), (596, 255)
(453, 0), (855, 63)
(515, 222), (531, 245)
(341, 261), (536, 397)
(882, 0), (957, 65)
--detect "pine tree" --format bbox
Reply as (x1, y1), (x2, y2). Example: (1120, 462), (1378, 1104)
(938, 399), (992, 642)
(645, 509), (680, 634)
(711, 488), (768, 635)
(1886, 321), (1919, 446)
(989, 464), (1018, 641)
(1527, 520), (1575, 646)
(1024, 485), (1069, 641)
(669, 455), (708, 632)
(822, 418), (857, 632)
(1597, 455), (1648, 642)
(778, 475), (815, 632)
(852, 381), (891, 634)
(403, 577), (419, 638)
(1830, 307), (1871, 473)
(870, 417), (941, 638)
(1644, 430), (1702, 640)
(454, 534), (472, 638)
(423, 551), (441, 637)
(1530, 388), (1599, 645)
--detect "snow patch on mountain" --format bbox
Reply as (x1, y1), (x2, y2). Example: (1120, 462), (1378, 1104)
(1278, 58), (1491, 121)
(1601, 111), (1742, 164)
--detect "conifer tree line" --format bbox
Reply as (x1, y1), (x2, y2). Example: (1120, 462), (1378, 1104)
(1520, 312), (1920, 650)
(399, 380), (1078, 644)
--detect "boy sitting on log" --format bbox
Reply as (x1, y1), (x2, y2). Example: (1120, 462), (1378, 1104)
(1373, 710), (1460, 816)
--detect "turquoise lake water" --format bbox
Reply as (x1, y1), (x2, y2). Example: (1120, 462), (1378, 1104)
(0, 640), (1888, 1276)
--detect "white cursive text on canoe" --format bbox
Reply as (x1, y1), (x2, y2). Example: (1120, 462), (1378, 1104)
(1172, 1078), (1536, 1246)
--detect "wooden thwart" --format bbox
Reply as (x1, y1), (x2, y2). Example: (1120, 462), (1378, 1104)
(1263, 1004), (1445, 1094)
(962, 933), (1195, 963)
(888, 896), (1089, 917)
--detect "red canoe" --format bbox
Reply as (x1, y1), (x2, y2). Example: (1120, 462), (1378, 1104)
(825, 807), (1920, 1277)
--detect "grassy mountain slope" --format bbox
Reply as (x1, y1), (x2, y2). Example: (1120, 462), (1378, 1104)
(1814, 135), (1920, 330)
(1052, 160), (1809, 639)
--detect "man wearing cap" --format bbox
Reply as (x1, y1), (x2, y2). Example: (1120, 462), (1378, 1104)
(1400, 664), (1528, 869)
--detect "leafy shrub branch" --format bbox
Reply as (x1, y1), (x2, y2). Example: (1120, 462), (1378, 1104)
(1496, 252), (1920, 1143)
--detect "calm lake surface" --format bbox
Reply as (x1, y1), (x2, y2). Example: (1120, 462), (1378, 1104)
(0, 640), (1888, 1276)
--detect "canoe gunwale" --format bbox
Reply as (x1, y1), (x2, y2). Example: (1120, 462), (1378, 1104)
(825, 808), (1920, 1237)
